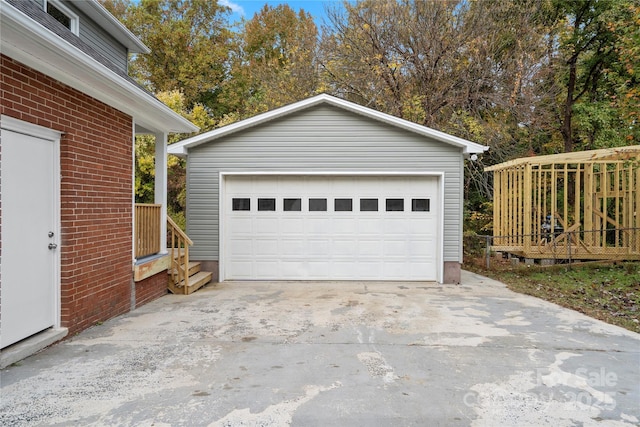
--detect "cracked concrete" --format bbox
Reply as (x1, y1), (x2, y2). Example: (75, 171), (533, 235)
(1, 271), (638, 426)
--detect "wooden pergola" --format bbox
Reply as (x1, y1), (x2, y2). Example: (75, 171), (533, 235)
(485, 145), (640, 260)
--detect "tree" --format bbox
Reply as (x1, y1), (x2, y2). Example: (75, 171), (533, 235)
(134, 91), (215, 227)
(221, 4), (320, 117)
(103, 0), (233, 109)
(548, 0), (635, 152)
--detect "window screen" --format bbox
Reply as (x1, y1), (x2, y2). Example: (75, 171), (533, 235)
(232, 198), (250, 211)
(283, 198), (302, 211)
(385, 198), (404, 211)
(334, 198), (353, 211)
(258, 198), (276, 211)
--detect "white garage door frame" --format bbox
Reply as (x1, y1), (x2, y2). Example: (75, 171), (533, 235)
(219, 171), (445, 282)
(1, 115), (62, 342)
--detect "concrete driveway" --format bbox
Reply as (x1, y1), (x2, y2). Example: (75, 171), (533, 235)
(1, 271), (639, 426)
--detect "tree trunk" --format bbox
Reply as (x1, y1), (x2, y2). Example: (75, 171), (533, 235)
(562, 55), (577, 153)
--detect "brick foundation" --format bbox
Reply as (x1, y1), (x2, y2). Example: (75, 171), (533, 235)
(135, 271), (168, 308)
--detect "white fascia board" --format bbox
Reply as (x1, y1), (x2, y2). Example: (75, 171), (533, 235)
(1, 2), (197, 135)
(74, 1), (150, 54)
(168, 94), (488, 157)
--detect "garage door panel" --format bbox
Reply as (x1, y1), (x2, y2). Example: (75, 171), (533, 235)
(228, 261), (253, 279)
(255, 239), (279, 256)
(332, 218), (357, 233)
(280, 218), (305, 234)
(333, 239), (358, 256)
(280, 261), (307, 278)
(280, 239), (306, 255)
(358, 218), (383, 235)
(382, 262), (410, 277)
(223, 175), (440, 281)
(229, 217), (253, 234)
(359, 240), (383, 256)
(308, 239), (330, 256)
(308, 262), (330, 278)
(307, 218), (331, 233)
(255, 217), (279, 234)
(228, 238), (253, 256)
(383, 240), (410, 254)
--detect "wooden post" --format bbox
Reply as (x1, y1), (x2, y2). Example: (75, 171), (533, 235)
(524, 163), (532, 254)
(584, 163), (593, 245)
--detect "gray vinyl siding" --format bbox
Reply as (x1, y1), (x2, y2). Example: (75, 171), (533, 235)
(64, 2), (129, 72)
(186, 104), (464, 263)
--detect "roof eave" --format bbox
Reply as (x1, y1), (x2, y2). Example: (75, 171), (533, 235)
(168, 94), (488, 156)
(1, 2), (197, 134)
(74, 0), (150, 54)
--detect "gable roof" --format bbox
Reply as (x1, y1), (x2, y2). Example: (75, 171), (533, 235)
(1, 0), (197, 135)
(168, 94), (489, 157)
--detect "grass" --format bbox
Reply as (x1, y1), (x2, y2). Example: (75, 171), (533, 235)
(465, 258), (640, 334)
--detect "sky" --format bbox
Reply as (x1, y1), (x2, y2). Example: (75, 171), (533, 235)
(221, 0), (343, 27)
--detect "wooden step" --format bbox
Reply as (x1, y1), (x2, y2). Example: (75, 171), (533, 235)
(168, 261), (201, 277)
(168, 270), (213, 295)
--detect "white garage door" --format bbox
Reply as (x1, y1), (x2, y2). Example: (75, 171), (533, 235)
(221, 175), (440, 281)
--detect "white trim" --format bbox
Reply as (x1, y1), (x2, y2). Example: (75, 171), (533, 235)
(169, 94), (489, 157)
(1, 1), (197, 134)
(1, 115), (63, 140)
(155, 132), (168, 254)
(218, 171), (445, 283)
(1, 115), (62, 330)
(132, 119), (137, 264)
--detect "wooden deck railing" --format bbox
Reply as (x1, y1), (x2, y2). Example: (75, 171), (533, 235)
(135, 204), (162, 258)
(167, 216), (193, 294)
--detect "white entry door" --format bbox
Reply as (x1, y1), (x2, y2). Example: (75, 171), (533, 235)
(1, 123), (59, 348)
(222, 175), (441, 281)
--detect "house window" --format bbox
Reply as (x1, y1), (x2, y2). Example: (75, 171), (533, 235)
(334, 198), (352, 212)
(283, 198), (302, 211)
(45, 0), (79, 35)
(360, 198), (378, 212)
(232, 198), (250, 211)
(412, 199), (430, 212)
(386, 198), (404, 211)
(258, 198), (276, 211)
(309, 198), (327, 212)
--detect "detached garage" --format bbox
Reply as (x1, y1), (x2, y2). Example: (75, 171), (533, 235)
(168, 94), (487, 284)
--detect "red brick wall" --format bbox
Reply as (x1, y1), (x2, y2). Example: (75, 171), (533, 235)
(135, 271), (168, 308)
(1, 54), (134, 336)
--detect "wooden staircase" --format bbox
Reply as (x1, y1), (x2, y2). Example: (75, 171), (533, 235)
(167, 217), (213, 295)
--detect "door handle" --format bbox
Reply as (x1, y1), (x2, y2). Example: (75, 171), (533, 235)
(48, 243), (58, 250)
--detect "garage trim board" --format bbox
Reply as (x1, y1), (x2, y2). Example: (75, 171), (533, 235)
(220, 172), (444, 282)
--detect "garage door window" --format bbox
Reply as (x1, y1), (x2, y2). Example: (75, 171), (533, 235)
(232, 198), (250, 211)
(309, 198), (327, 211)
(386, 198), (404, 211)
(335, 198), (353, 211)
(258, 198), (276, 211)
(412, 198), (430, 212)
(360, 198), (378, 211)
(283, 198), (302, 211)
